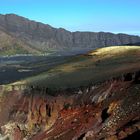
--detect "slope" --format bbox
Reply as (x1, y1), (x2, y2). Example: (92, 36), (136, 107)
(0, 30), (42, 55)
(11, 46), (140, 89)
(0, 14), (140, 55)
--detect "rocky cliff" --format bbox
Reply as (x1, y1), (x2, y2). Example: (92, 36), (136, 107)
(0, 71), (140, 140)
(0, 14), (140, 54)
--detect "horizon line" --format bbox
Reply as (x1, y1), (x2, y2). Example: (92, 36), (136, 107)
(0, 13), (140, 37)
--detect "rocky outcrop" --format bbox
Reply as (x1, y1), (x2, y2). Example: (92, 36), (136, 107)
(0, 70), (140, 140)
(0, 14), (140, 53)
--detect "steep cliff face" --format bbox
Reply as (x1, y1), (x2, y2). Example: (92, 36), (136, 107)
(0, 14), (140, 54)
(0, 71), (140, 140)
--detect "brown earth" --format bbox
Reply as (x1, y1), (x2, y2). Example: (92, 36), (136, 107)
(0, 70), (140, 140)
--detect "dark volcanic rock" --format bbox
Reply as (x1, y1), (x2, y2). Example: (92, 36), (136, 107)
(0, 14), (140, 52)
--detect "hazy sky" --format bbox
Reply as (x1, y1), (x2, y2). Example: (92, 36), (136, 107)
(0, 0), (140, 35)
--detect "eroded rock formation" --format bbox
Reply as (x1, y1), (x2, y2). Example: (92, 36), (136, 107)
(0, 70), (139, 140)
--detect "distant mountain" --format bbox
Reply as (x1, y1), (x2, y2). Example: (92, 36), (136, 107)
(0, 14), (140, 55)
(127, 42), (140, 46)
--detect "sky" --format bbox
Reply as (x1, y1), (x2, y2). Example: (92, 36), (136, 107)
(0, 0), (140, 35)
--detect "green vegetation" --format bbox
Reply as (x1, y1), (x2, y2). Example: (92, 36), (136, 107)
(11, 46), (140, 89)
(0, 44), (29, 56)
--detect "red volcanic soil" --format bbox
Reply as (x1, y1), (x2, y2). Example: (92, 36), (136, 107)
(0, 71), (140, 140)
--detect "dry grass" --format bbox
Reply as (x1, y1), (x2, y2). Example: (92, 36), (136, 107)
(10, 46), (140, 89)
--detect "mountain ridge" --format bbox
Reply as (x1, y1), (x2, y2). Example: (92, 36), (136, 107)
(0, 13), (140, 55)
